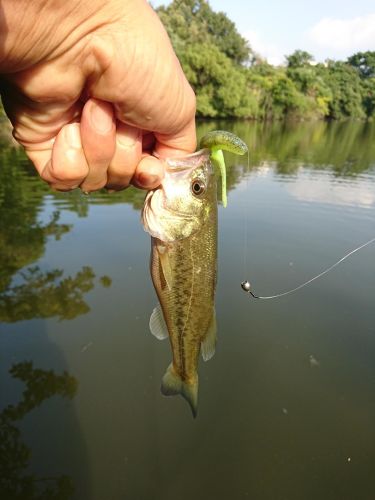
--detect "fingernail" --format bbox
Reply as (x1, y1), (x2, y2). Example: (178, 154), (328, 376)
(65, 123), (82, 149)
(90, 101), (113, 133)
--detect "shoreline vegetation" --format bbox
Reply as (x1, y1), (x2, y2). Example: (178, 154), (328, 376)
(155, 0), (375, 121)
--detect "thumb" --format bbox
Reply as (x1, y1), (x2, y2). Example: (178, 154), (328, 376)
(154, 117), (197, 159)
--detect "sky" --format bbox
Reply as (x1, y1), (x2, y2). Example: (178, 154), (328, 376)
(152, 0), (375, 65)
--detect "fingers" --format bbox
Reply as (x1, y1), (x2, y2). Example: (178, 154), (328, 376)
(132, 155), (164, 190)
(28, 123), (89, 191)
(26, 114), (163, 193)
(5, 69), (177, 193)
(26, 99), (149, 193)
(154, 113), (197, 159)
(79, 98), (116, 191)
(106, 122), (142, 190)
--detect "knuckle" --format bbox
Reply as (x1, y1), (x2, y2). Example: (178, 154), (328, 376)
(13, 66), (82, 104)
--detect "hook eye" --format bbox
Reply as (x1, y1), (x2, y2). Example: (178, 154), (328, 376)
(241, 280), (251, 292)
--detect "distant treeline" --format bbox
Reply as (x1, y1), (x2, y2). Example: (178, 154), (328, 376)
(156, 0), (375, 120)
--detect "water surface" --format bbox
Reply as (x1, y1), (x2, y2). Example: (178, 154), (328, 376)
(0, 120), (374, 499)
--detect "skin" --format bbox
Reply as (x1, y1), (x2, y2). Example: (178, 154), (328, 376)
(0, 0), (196, 192)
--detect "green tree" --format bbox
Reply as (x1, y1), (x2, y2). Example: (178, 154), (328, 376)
(156, 0), (251, 64)
(286, 50), (314, 68)
(181, 42), (256, 117)
(347, 51), (375, 79)
(347, 52), (375, 118)
(156, 0), (256, 118)
(361, 78), (375, 117)
(285, 53), (332, 118)
(270, 74), (306, 119)
(319, 61), (366, 119)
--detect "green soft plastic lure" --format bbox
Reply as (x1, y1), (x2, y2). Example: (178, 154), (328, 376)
(199, 130), (248, 207)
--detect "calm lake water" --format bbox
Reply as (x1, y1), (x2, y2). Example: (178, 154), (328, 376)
(0, 120), (374, 500)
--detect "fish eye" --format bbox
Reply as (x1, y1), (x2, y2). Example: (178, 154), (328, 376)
(191, 178), (206, 196)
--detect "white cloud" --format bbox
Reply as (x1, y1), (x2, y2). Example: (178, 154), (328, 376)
(287, 176), (375, 209)
(308, 13), (375, 54)
(244, 29), (285, 66)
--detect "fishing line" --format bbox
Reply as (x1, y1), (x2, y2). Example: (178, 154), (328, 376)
(241, 237), (375, 300)
(242, 150), (250, 278)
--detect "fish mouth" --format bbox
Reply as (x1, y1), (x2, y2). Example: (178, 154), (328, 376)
(156, 149), (210, 172)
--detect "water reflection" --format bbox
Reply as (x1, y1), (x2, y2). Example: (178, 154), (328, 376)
(0, 136), (109, 498)
(0, 119), (375, 499)
(2, 120), (374, 212)
(0, 141), (112, 322)
(286, 172), (375, 208)
(0, 362), (77, 499)
(198, 119), (375, 176)
(0, 266), (103, 322)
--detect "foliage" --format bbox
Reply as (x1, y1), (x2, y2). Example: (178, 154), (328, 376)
(347, 51), (375, 79)
(157, 0), (251, 64)
(155, 1), (374, 121)
(317, 60), (366, 120)
(347, 51), (375, 118)
(286, 50), (314, 68)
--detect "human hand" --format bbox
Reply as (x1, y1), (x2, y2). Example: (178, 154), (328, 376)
(0, 0), (196, 192)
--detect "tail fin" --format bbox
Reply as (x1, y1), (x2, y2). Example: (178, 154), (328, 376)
(161, 364), (198, 418)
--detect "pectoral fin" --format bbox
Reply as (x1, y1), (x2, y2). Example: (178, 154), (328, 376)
(156, 243), (173, 290)
(201, 310), (217, 361)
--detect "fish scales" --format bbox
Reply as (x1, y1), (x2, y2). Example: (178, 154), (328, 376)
(143, 150), (217, 417)
(151, 205), (217, 383)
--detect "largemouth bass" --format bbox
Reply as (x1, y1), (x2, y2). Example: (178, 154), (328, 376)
(142, 149), (217, 418)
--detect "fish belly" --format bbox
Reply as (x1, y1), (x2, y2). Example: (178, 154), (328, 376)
(151, 217), (217, 383)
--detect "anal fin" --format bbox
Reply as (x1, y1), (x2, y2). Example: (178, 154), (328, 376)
(201, 310), (217, 361)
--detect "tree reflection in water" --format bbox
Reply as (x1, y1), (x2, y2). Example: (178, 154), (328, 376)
(0, 141), (112, 322)
(0, 138), (110, 498)
(0, 265), (98, 322)
(0, 362), (77, 499)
